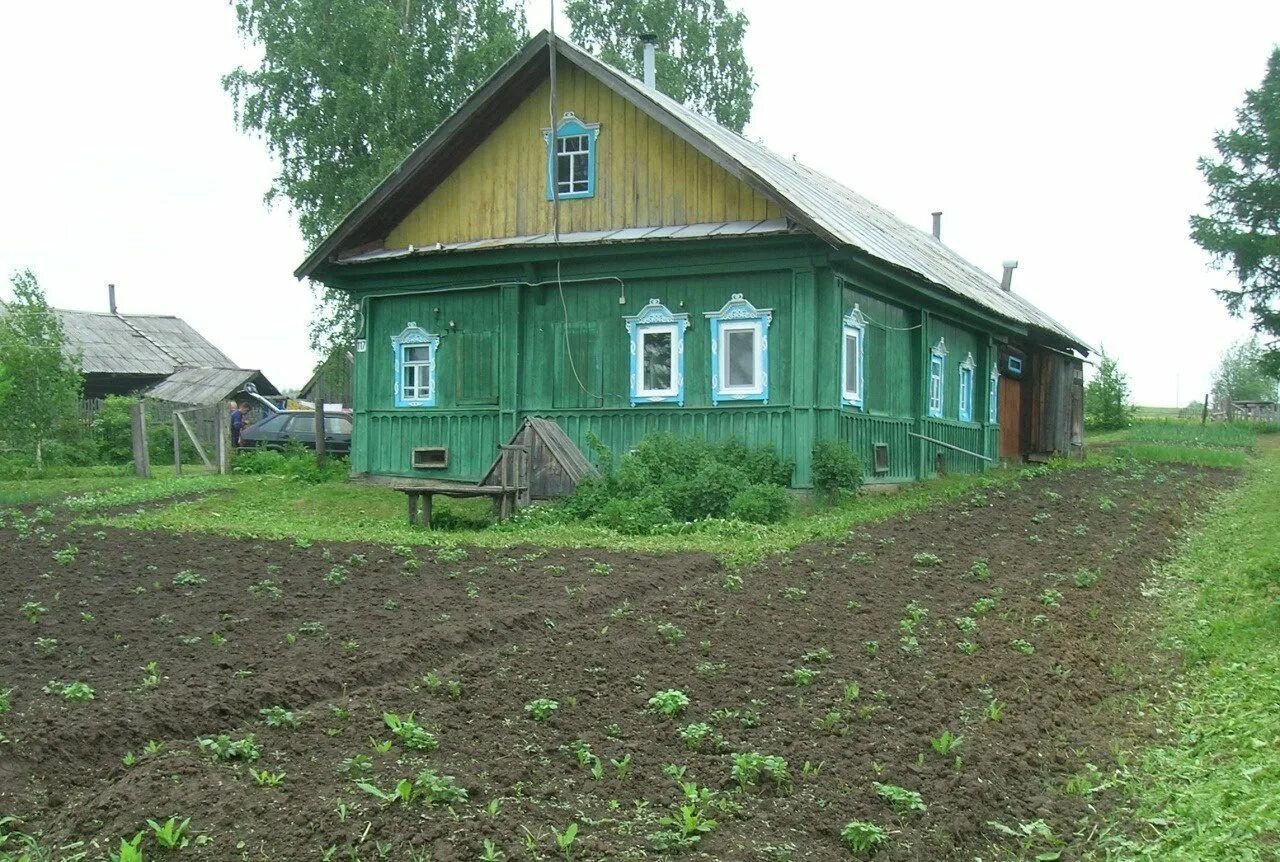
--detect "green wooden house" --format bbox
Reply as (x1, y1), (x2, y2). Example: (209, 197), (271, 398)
(297, 31), (1088, 489)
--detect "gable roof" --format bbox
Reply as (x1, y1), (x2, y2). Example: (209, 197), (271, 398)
(297, 31), (1085, 353)
(55, 309), (237, 376)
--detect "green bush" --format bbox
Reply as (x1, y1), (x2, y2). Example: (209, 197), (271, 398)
(566, 433), (794, 529)
(728, 483), (793, 524)
(811, 439), (863, 503)
(233, 444), (347, 483)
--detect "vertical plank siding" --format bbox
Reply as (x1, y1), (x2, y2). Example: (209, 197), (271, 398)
(385, 63), (781, 249)
(350, 241), (1006, 486)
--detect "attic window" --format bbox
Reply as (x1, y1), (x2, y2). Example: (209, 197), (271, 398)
(544, 112), (600, 200)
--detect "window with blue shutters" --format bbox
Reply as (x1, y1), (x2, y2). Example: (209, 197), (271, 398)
(392, 324), (439, 408)
(928, 338), (947, 418)
(842, 306), (867, 408)
(625, 299), (689, 404)
(544, 112), (600, 200)
(707, 294), (772, 404)
(958, 353), (976, 422)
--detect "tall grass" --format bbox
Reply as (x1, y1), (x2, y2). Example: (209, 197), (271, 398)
(1111, 445), (1280, 859)
(1117, 420), (1257, 449)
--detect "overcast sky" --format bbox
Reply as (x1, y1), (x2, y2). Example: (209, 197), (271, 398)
(2, 2), (1276, 403)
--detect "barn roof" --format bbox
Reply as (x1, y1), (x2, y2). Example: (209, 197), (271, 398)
(297, 31), (1086, 353)
(55, 309), (236, 376)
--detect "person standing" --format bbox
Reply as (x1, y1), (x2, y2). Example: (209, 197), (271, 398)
(229, 400), (244, 447)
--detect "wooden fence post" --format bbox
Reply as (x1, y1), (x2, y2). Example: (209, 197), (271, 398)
(131, 401), (151, 479)
(216, 402), (230, 475)
(1201, 394), (1209, 426)
(172, 413), (182, 476)
(313, 385), (327, 465)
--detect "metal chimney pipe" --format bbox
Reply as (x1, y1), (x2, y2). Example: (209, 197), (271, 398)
(641, 33), (657, 89)
(1000, 260), (1018, 292)
(931, 211), (942, 241)
(108, 283), (117, 314)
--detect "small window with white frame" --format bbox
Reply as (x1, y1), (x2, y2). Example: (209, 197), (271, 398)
(842, 305), (867, 408)
(989, 362), (999, 423)
(958, 352), (976, 422)
(624, 299), (689, 404)
(928, 337), (947, 418)
(543, 112), (600, 200)
(392, 323), (440, 408)
(706, 294), (772, 403)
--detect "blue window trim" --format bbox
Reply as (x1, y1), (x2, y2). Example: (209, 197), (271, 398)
(391, 323), (439, 408)
(624, 298), (689, 405)
(928, 337), (947, 418)
(543, 112), (600, 201)
(989, 362), (1000, 423)
(842, 305), (867, 408)
(706, 293), (772, 405)
(958, 352), (976, 423)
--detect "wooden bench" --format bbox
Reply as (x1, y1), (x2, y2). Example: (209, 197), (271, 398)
(392, 482), (521, 529)
(393, 443), (529, 529)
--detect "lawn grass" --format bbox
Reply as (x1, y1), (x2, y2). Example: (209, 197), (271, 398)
(0, 468), (232, 508)
(1105, 443), (1280, 860)
(1090, 419), (1259, 450)
(96, 462), (1078, 567)
(1107, 444), (1249, 469)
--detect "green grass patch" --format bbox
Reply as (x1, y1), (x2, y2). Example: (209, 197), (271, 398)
(1110, 446), (1280, 859)
(1107, 444), (1249, 469)
(96, 462), (1081, 567)
(1091, 419), (1262, 451)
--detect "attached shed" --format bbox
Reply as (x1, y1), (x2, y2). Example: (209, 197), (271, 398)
(144, 366), (279, 407)
(479, 417), (598, 500)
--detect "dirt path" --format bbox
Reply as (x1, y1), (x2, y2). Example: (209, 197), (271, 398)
(0, 462), (1234, 860)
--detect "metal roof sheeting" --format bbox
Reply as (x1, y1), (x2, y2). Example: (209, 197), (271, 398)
(553, 38), (1087, 350)
(144, 367), (276, 406)
(54, 310), (237, 376)
(340, 218), (797, 264)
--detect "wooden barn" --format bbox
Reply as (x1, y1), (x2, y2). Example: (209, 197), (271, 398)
(297, 31), (1087, 488)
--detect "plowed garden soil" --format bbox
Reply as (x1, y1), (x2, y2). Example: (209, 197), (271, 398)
(0, 463), (1233, 861)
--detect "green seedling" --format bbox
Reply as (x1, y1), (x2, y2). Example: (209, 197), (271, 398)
(912, 552), (941, 567)
(657, 623), (685, 646)
(33, 637), (57, 656)
(1073, 568), (1100, 588)
(525, 698), (559, 722)
(678, 722), (714, 751)
(874, 781), (926, 812)
(957, 641), (979, 655)
(113, 832), (145, 862)
(250, 768), (286, 787)
(841, 820), (887, 853)
(414, 769), (468, 805)
(324, 565), (348, 585)
(611, 753), (632, 779)
(480, 839), (505, 862)
(954, 616), (978, 633)
(261, 705), (304, 728)
(985, 699), (1005, 721)
(731, 752), (790, 791)
(171, 570), (205, 587)
(197, 733), (260, 761)
(44, 680), (94, 701)
(1039, 589), (1063, 607)
(1010, 639), (1035, 655)
(648, 689), (690, 717)
(591, 561), (613, 576)
(145, 816), (191, 850)
(139, 661), (161, 688)
(929, 730), (963, 754)
(382, 712), (438, 751)
(967, 560), (991, 580)
(788, 667), (819, 686)
(864, 640), (879, 656)
(436, 547), (468, 563)
(800, 647), (832, 664)
(53, 544), (78, 565)
(552, 822), (579, 861)
(20, 602), (47, 624)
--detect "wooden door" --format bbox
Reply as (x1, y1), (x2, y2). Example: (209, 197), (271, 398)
(999, 376), (1023, 459)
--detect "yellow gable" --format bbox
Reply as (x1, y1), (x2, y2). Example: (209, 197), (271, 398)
(384, 63), (783, 249)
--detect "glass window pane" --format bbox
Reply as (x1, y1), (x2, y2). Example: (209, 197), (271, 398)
(642, 331), (672, 391)
(726, 329), (757, 388)
(557, 153), (571, 184)
(844, 333), (859, 394)
(404, 346), (430, 363)
(573, 153), (588, 183)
